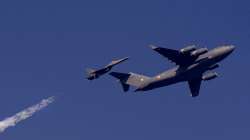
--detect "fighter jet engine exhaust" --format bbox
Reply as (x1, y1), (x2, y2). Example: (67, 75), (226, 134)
(0, 96), (55, 133)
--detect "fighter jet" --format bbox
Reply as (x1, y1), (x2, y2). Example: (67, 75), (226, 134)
(110, 45), (235, 97)
(86, 57), (129, 80)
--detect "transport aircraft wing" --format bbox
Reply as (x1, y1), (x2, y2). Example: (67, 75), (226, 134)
(149, 45), (196, 66)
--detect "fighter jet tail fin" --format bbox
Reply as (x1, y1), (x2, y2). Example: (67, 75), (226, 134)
(109, 72), (151, 92)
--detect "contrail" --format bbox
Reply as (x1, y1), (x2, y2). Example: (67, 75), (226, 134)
(0, 96), (55, 133)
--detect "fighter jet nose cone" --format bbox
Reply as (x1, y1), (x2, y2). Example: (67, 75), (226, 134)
(124, 57), (129, 60)
(149, 45), (158, 50)
(227, 45), (236, 53)
(230, 45), (235, 51)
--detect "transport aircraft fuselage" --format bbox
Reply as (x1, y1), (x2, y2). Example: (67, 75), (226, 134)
(135, 46), (235, 92)
(110, 45), (235, 97)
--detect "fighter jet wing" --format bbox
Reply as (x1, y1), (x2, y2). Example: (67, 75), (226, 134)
(188, 78), (202, 97)
(105, 57), (129, 68)
(150, 45), (192, 66)
(86, 57), (129, 80)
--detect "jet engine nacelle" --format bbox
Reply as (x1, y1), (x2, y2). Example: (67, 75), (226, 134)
(191, 48), (208, 57)
(202, 72), (218, 81)
(180, 45), (196, 54)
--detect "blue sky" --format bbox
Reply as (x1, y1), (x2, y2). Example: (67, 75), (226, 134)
(0, 0), (249, 139)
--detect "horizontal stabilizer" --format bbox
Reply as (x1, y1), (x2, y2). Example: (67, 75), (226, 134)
(109, 72), (151, 91)
(109, 72), (130, 82)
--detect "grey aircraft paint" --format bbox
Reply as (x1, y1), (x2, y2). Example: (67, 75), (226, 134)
(110, 45), (235, 97)
(86, 57), (129, 80)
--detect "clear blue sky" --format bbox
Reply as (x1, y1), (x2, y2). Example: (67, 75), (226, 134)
(0, 0), (249, 139)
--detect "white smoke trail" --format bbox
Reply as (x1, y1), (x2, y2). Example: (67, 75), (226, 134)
(0, 96), (55, 133)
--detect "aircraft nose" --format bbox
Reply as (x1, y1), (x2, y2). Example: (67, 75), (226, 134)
(210, 45), (235, 60)
(225, 45), (235, 54)
(213, 45), (235, 59)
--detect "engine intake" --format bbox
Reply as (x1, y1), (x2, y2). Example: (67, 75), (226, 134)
(180, 45), (196, 54)
(202, 72), (218, 81)
(191, 48), (208, 57)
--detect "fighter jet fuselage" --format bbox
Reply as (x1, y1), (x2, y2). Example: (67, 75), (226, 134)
(86, 57), (129, 80)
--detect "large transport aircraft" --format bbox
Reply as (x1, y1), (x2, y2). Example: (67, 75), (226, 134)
(110, 45), (235, 97)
